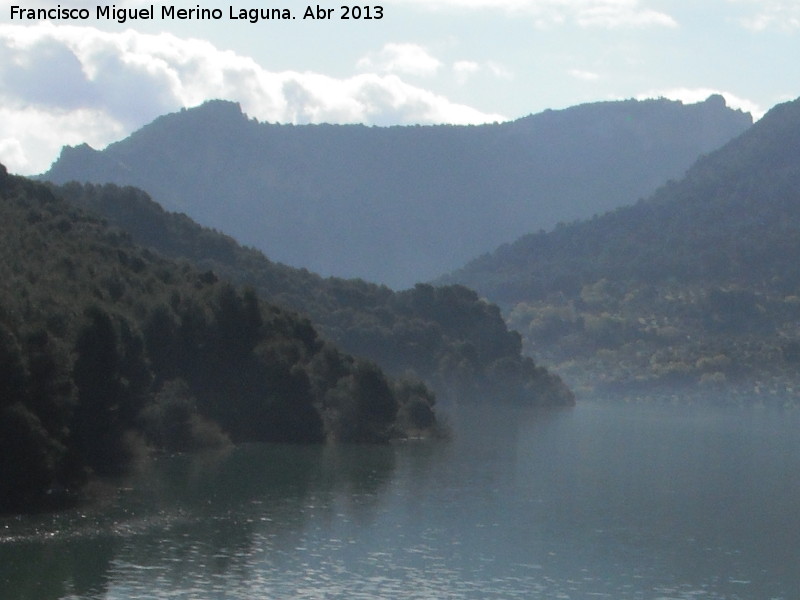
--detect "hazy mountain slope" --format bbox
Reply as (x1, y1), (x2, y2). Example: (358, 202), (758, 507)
(441, 97), (800, 401)
(51, 180), (574, 408)
(0, 164), (441, 513)
(41, 96), (751, 288)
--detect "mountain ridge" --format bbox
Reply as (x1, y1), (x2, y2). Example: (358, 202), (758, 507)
(42, 95), (752, 288)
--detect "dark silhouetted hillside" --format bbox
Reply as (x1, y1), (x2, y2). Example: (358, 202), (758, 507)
(51, 180), (574, 409)
(0, 165), (443, 513)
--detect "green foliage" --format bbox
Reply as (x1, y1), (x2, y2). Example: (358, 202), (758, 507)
(0, 402), (69, 512)
(0, 324), (26, 402)
(323, 360), (398, 443)
(449, 97), (800, 401)
(0, 166), (441, 513)
(70, 305), (150, 476)
(393, 375), (437, 433)
(140, 378), (230, 452)
(53, 181), (574, 408)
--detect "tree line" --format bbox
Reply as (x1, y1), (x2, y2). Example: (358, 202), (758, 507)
(53, 180), (574, 408)
(0, 164), (439, 513)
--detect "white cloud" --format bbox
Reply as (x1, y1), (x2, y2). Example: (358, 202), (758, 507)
(357, 43), (443, 77)
(388, 0), (677, 28)
(575, 1), (676, 27)
(452, 60), (513, 84)
(636, 88), (765, 119)
(730, 0), (800, 31)
(569, 68), (601, 81)
(0, 24), (505, 175)
(453, 60), (481, 84)
(0, 138), (27, 170)
(486, 61), (514, 80)
(0, 104), (125, 174)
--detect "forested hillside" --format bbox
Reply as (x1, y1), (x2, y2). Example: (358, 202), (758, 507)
(0, 165), (440, 513)
(442, 97), (800, 401)
(41, 96), (751, 287)
(51, 180), (574, 408)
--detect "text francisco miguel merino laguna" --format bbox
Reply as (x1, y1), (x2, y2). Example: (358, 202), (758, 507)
(9, 4), (384, 23)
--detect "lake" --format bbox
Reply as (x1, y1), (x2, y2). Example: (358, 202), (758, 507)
(2, 400), (799, 599)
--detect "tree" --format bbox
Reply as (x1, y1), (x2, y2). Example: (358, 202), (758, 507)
(70, 306), (149, 476)
(324, 361), (398, 443)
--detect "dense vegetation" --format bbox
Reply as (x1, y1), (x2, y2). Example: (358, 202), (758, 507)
(442, 97), (800, 401)
(0, 164), (441, 513)
(42, 96), (751, 287)
(51, 181), (573, 408)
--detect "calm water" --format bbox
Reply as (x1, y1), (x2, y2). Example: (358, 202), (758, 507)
(2, 401), (800, 599)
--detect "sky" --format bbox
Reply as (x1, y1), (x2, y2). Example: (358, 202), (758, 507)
(0, 0), (798, 175)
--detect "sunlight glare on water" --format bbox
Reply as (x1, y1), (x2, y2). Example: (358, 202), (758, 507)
(2, 400), (800, 600)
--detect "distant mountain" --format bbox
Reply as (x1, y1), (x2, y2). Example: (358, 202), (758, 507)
(41, 96), (751, 288)
(441, 97), (800, 401)
(50, 179), (574, 408)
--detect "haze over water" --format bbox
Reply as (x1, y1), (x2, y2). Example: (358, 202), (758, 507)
(2, 400), (799, 599)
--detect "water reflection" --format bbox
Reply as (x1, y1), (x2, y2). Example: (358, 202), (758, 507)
(0, 442), (403, 600)
(0, 535), (114, 599)
(2, 401), (800, 599)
